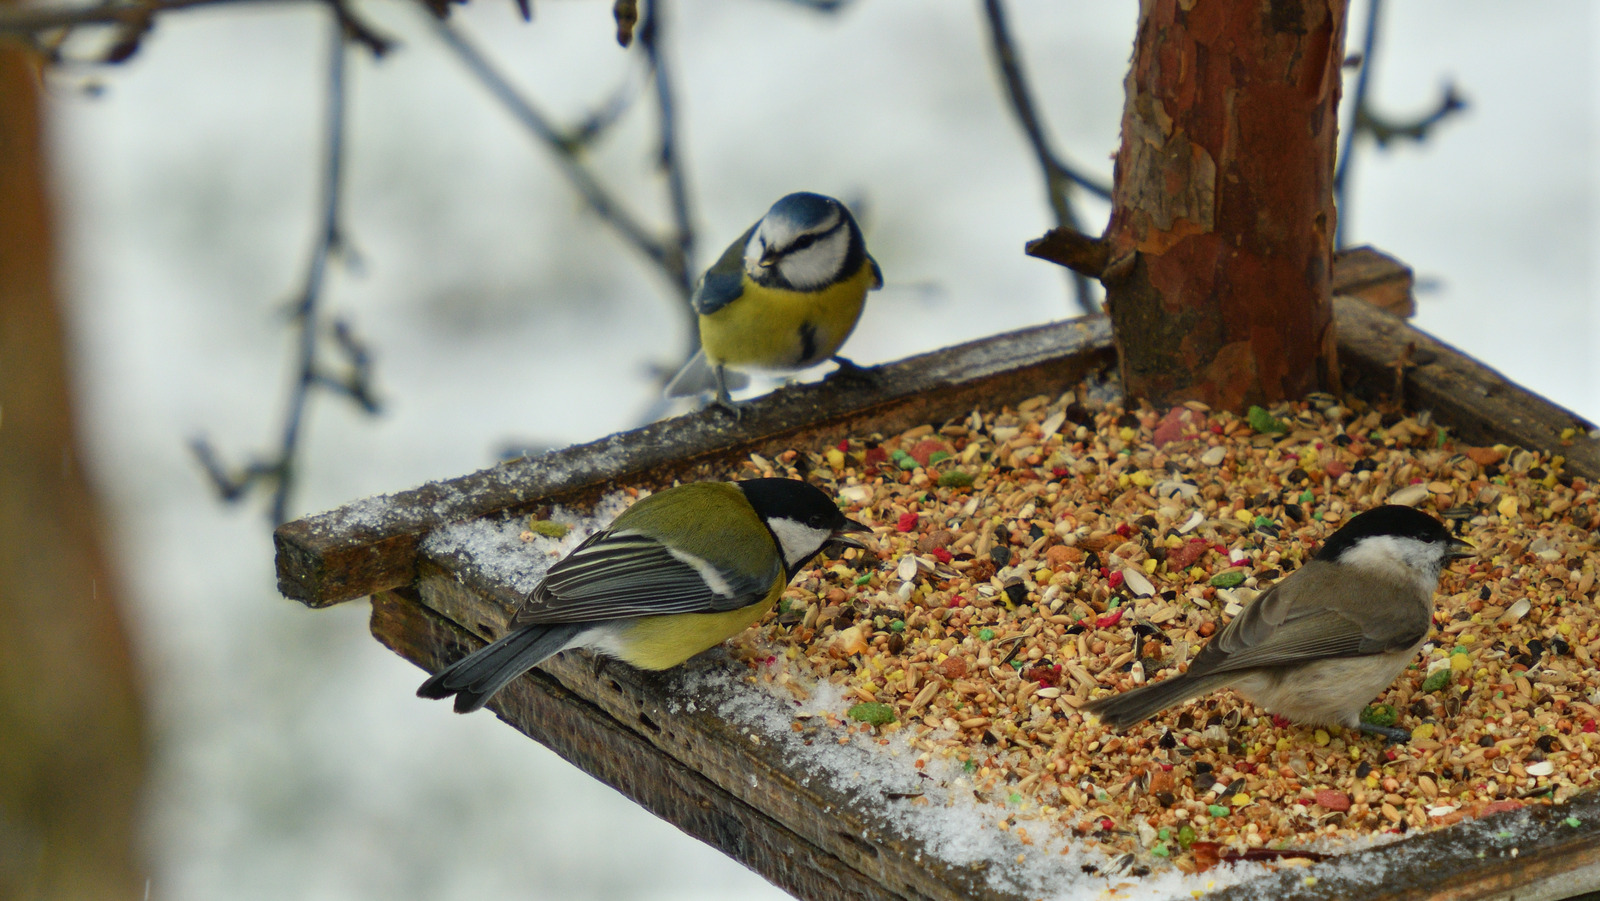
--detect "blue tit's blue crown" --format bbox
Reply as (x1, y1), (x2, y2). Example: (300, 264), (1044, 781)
(765, 192), (842, 232)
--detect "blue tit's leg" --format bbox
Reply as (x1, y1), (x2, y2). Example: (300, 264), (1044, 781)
(1357, 722), (1410, 744)
(709, 363), (744, 420)
(828, 355), (879, 385)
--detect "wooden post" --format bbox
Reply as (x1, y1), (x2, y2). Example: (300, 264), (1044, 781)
(0, 46), (148, 900)
(1101, 0), (1348, 409)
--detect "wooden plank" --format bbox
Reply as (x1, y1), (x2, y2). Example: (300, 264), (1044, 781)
(1206, 793), (1600, 901)
(1334, 296), (1599, 480)
(372, 585), (1001, 901)
(275, 317), (1115, 607)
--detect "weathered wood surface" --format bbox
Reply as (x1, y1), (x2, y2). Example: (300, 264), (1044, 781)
(372, 589), (919, 901)
(274, 316), (1115, 608)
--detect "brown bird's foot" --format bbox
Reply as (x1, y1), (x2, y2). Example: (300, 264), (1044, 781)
(1357, 722), (1411, 745)
(829, 355), (879, 385)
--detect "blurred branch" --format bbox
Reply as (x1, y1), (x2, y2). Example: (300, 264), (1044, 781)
(638, 0), (695, 306)
(0, 0), (266, 37)
(980, 0), (1104, 315)
(193, 15), (379, 525)
(427, 13), (694, 301)
(1334, 0), (1466, 247)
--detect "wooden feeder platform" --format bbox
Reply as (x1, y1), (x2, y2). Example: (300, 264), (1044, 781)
(276, 250), (1600, 901)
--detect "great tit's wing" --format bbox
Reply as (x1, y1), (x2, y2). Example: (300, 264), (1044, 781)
(691, 225), (759, 316)
(1183, 562), (1431, 677)
(868, 256), (883, 290)
(511, 527), (780, 626)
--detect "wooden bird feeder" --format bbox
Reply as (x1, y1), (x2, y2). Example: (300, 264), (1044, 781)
(276, 250), (1600, 901)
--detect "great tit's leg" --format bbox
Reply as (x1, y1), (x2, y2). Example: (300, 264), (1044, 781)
(709, 364), (744, 420)
(1357, 722), (1411, 744)
(828, 355), (879, 384)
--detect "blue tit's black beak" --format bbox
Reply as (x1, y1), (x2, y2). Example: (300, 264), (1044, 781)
(758, 245), (781, 268)
(828, 518), (872, 551)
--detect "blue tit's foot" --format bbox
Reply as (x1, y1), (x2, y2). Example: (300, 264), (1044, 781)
(1357, 722), (1410, 745)
(829, 356), (879, 385)
(709, 364), (745, 421)
(709, 394), (745, 421)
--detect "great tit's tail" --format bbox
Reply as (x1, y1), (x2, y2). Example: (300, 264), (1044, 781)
(1081, 672), (1235, 731)
(664, 349), (749, 399)
(417, 623), (586, 714)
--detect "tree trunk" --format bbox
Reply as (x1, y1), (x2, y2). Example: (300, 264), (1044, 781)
(1102, 0), (1347, 409)
(0, 47), (149, 900)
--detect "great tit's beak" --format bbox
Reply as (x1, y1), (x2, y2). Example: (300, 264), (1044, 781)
(1445, 536), (1476, 560)
(828, 518), (873, 550)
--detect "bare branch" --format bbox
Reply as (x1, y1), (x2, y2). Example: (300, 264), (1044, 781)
(980, 0), (1105, 315)
(638, 0), (696, 306)
(192, 14), (379, 525)
(0, 0), (277, 39)
(426, 12), (692, 298)
(1335, 0), (1467, 247)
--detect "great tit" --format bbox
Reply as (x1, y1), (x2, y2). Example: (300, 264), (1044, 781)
(418, 478), (871, 713)
(1084, 505), (1473, 742)
(664, 192), (883, 415)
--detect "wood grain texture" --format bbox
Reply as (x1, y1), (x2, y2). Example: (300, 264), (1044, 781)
(373, 586), (997, 901)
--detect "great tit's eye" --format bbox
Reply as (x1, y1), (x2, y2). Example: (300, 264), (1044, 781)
(807, 513), (829, 529)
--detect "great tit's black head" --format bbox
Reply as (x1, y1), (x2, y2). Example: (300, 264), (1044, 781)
(1315, 504), (1473, 567)
(743, 192), (865, 291)
(736, 478), (870, 573)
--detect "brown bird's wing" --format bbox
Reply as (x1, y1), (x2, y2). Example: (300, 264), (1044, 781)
(1184, 561), (1432, 679)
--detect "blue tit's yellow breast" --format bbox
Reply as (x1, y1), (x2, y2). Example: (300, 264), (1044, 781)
(611, 578), (784, 670)
(698, 259), (876, 371)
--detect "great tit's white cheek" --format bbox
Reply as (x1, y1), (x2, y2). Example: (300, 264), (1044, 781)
(765, 517), (833, 568)
(776, 228), (850, 291)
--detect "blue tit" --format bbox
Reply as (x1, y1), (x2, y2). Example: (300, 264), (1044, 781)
(418, 478), (871, 713)
(1084, 505), (1472, 743)
(665, 192), (883, 415)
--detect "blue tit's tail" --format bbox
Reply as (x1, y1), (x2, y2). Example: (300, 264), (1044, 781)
(664, 349), (750, 399)
(1081, 671), (1235, 731)
(417, 623), (586, 713)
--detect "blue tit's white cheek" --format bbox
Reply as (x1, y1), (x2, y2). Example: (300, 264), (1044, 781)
(743, 230), (767, 275)
(764, 517), (833, 569)
(775, 227), (850, 291)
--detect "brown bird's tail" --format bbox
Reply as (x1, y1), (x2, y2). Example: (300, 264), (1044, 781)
(1082, 672), (1235, 730)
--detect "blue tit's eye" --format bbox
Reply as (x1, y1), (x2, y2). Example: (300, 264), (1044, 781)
(789, 233), (818, 252)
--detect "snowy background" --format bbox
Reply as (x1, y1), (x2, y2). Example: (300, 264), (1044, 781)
(46, 1), (1597, 899)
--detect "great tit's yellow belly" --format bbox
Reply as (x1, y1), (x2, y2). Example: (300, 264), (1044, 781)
(698, 262), (875, 371)
(611, 581), (782, 670)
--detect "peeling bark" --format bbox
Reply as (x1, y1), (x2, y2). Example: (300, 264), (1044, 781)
(1103, 0), (1347, 410)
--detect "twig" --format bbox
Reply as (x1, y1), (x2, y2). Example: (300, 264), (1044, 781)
(0, 0), (266, 35)
(980, 0), (1105, 315)
(1335, 0), (1466, 247)
(193, 14), (378, 525)
(637, 0), (696, 327)
(426, 13), (692, 299)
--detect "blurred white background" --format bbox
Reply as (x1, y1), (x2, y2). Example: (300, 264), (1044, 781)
(45, 1), (1597, 898)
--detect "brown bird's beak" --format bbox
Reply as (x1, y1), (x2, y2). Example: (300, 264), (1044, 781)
(828, 518), (873, 551)
(1445, 536), (1476, 560)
